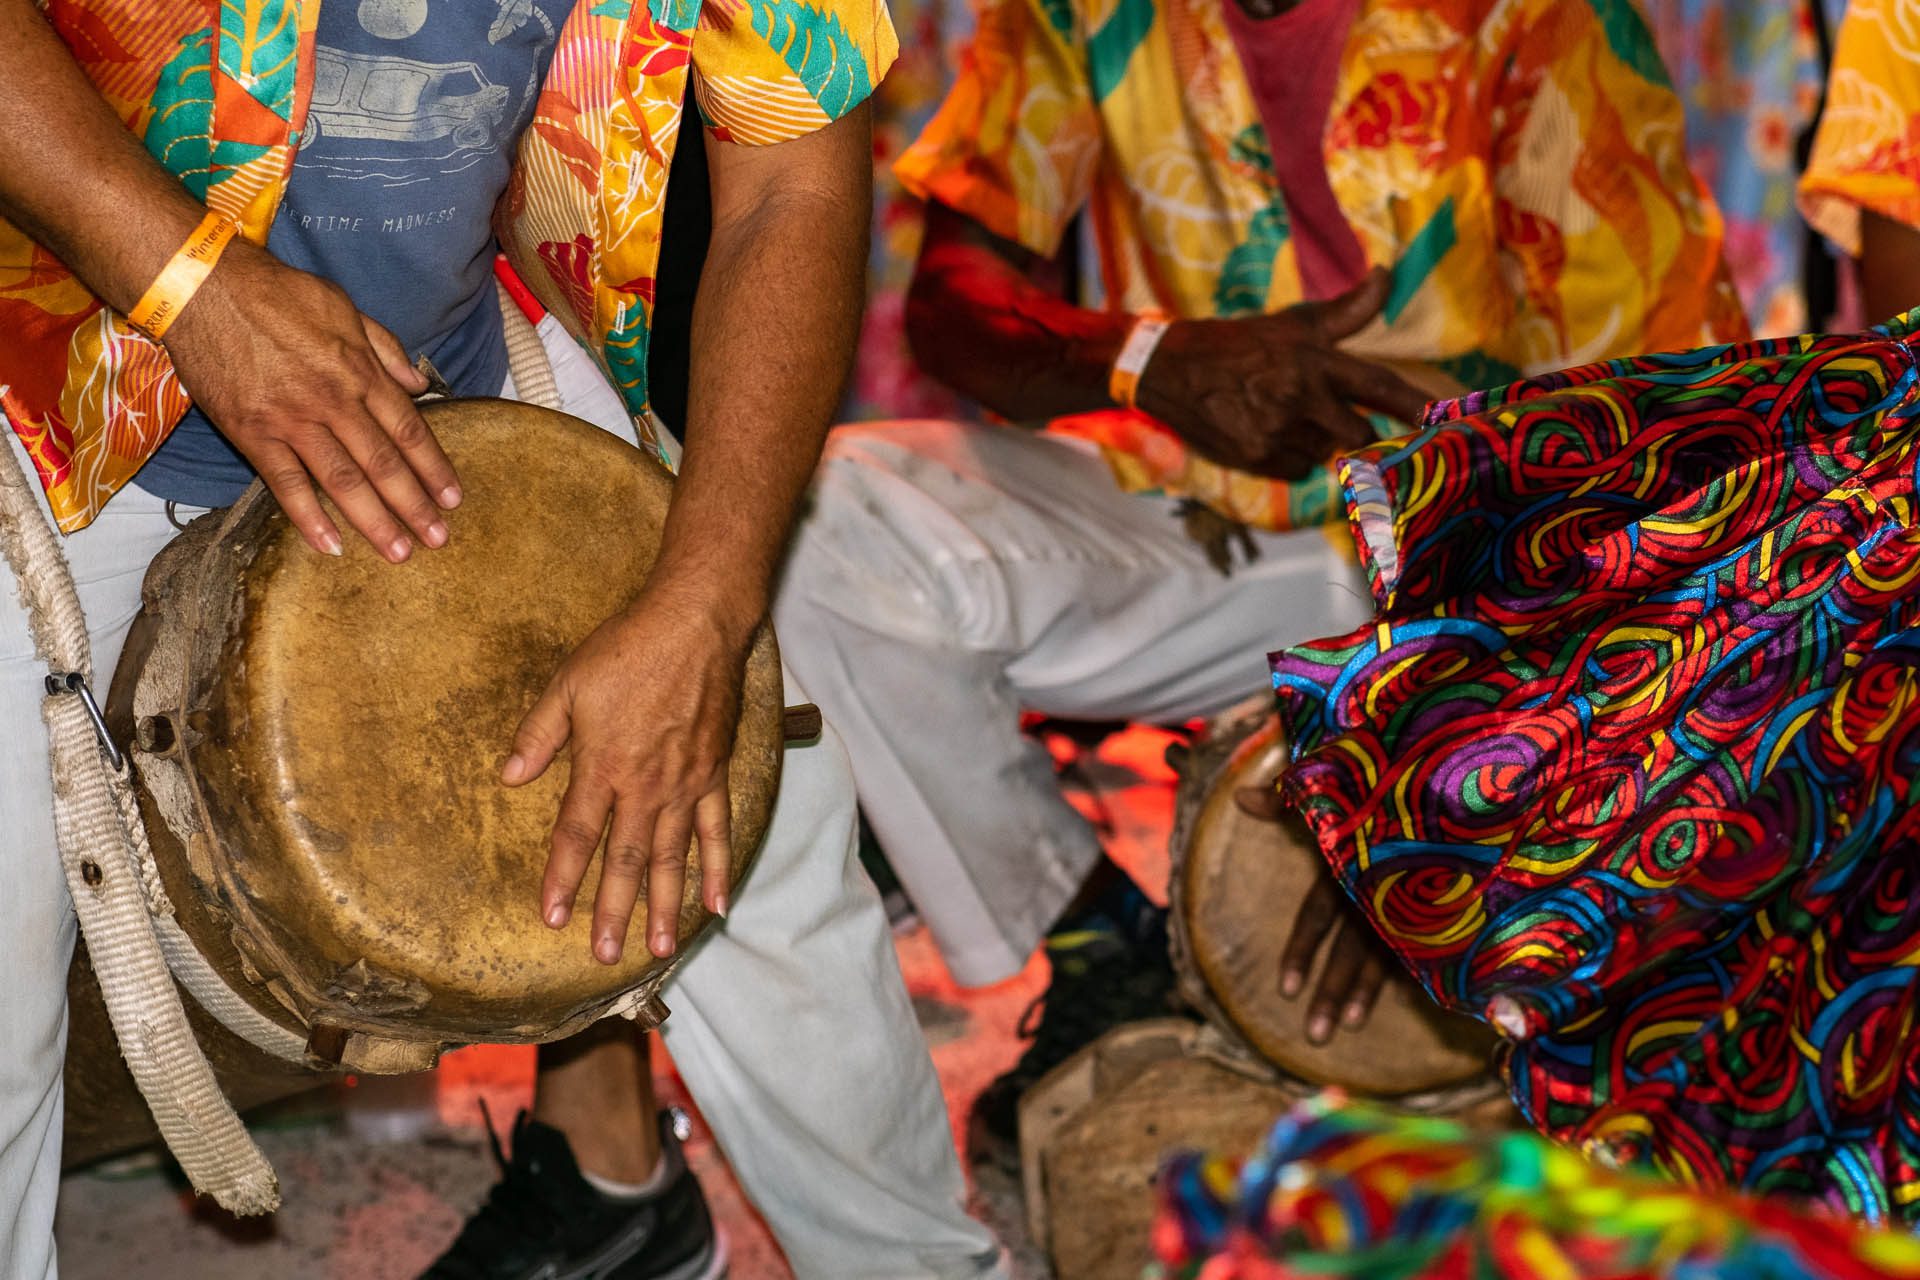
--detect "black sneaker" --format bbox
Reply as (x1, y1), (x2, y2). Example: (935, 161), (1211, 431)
(966, 913), (1179, 1171)
(422, 1108), (726, 1280)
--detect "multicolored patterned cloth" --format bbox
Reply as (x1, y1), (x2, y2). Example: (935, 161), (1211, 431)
(895, 0), (1747, 531)
(1646, 0), (1831, 337)
(1802, 0), (1920, 259)
(1271, 310), (1920, 1225)
(0, 0), (896, 531)
(1151, 1094), (1920, 1279)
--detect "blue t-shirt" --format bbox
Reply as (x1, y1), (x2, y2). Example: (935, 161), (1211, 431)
(137, 0), (573, 506)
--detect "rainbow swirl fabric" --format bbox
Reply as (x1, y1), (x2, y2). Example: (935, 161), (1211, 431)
(1272, 311), (1920, 1223)
(1150, 1095), (1920, 1278)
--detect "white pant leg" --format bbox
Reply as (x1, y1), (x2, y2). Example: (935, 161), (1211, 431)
(660, 705), (1001, 1279)
(0, 443), (196, 1280)
(517, 341), (1001, 1280)
(773, 421), (1373, 987)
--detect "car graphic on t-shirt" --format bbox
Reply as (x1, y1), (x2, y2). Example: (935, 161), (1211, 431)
(300, 47), (510, 152)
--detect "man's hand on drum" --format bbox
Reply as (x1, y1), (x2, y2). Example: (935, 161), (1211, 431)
(1133, 267), (1428, 479)
(161, 239), (462, 564)
(1234, 780), (1395, 1045)
(502, 566), (753, 964)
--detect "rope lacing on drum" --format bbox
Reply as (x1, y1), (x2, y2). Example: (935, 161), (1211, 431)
(0, 441), (279, 1215)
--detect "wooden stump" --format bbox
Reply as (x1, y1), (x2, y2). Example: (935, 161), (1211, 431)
(1019, 1020), (1293, 1280)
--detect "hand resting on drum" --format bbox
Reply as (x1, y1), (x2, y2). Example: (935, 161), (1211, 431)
(1134, 269), (1430, 481)
(501, 569), (751, 966)
(1234, 779), (1395, 1045)
(0, 1), (460, 565)
(162, 241), (463, 564)
(497, 105), (873, 966)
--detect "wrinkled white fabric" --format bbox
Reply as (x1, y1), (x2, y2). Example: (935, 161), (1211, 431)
(776, 420), (1373, 986)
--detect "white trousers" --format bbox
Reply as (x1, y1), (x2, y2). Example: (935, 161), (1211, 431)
(773, 421), (1374, 988)
(1, 334), (999, 1280)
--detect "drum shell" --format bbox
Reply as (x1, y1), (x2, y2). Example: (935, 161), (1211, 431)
(1168, 705), (1506, 1114)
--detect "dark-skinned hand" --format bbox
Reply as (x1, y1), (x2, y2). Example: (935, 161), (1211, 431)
(1235, 778), (1396, 1045)
(1135, 267), (1429, 481)
(503, 568), (751, 965)
(161, 239), (460, 562)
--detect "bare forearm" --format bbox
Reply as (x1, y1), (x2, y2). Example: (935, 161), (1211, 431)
(0, 0), (216, 312)
(904, 215), (1127, 420)
(648, 119), (870, 629)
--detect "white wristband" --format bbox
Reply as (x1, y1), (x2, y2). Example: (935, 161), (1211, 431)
(1109, 310), (1173, 409)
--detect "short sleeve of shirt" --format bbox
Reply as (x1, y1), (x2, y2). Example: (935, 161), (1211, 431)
(892, 0), (1101, 258)
(1801, 0), (1920, 256)
(690, 0), (900, 145)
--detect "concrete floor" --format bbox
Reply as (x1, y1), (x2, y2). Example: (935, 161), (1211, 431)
(54, 727), (1183, 1280)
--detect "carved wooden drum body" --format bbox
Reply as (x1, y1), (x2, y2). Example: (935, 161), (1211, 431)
(1169, 707), (1506, 1113)
(66, 399), (783, 1164)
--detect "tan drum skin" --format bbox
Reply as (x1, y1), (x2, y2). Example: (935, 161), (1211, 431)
(64, 398), (784, 1167)
(1169, 707), (1504, 1106)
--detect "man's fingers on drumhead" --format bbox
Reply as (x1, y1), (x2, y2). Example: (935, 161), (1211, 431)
(335, 403), (447, 551)
(1306, 924), (1368, 1046)
(646, 806), (693, 959)
(299, 426), (413, 564)
(590, 796), (656, 965)
(695, 788), (732, 916)
(366, 378), (462, 514)
(1278, 875), (1341, 999)
(504, 685), (571, 786)
(541, 773), (611, 931)
(1343, 954), (1389, 1030)
(257, 445), (344, 557)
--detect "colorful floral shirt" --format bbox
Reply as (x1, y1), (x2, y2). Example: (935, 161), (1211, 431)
(1802, 0), (1920, 255)
(1647, 0), (1831, 337)
(0, 0), (897, 532)
(894, 0), (1749, 531)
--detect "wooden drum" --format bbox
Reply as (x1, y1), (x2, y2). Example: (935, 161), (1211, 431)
(1168, 706), (1506, 1113)
(65, 397), (786, 1166)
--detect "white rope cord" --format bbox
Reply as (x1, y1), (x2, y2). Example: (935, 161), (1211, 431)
(0, 445), (279, 1214)
(498, 282), (563, 411)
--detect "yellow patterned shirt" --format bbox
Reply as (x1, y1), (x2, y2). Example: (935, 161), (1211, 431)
(1801, 0), (1920, 252)
(0, 0), (896, 532)
(895, 0), (1748, 530)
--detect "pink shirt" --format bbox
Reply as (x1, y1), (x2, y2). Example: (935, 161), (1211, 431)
(1219, 0), (1369, 300)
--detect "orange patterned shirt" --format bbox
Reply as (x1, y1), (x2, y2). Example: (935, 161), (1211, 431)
(0, 0), (897, 531)
(1801, 0), (1920, 252)
(896, 0), (1748, 530)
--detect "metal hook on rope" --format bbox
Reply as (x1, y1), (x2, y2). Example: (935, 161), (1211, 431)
(44, 671), (123, 771)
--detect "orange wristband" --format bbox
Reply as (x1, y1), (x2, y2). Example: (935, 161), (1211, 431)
(127, 211), (238, 341)
(1108, 309), (1173, 410)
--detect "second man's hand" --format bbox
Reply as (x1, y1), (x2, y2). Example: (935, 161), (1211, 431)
(1235, 777), (1393, 1046)
(506, 565), (754, 965)
(160, 238), (461, 562)
(1135, 267), (1429, 480)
